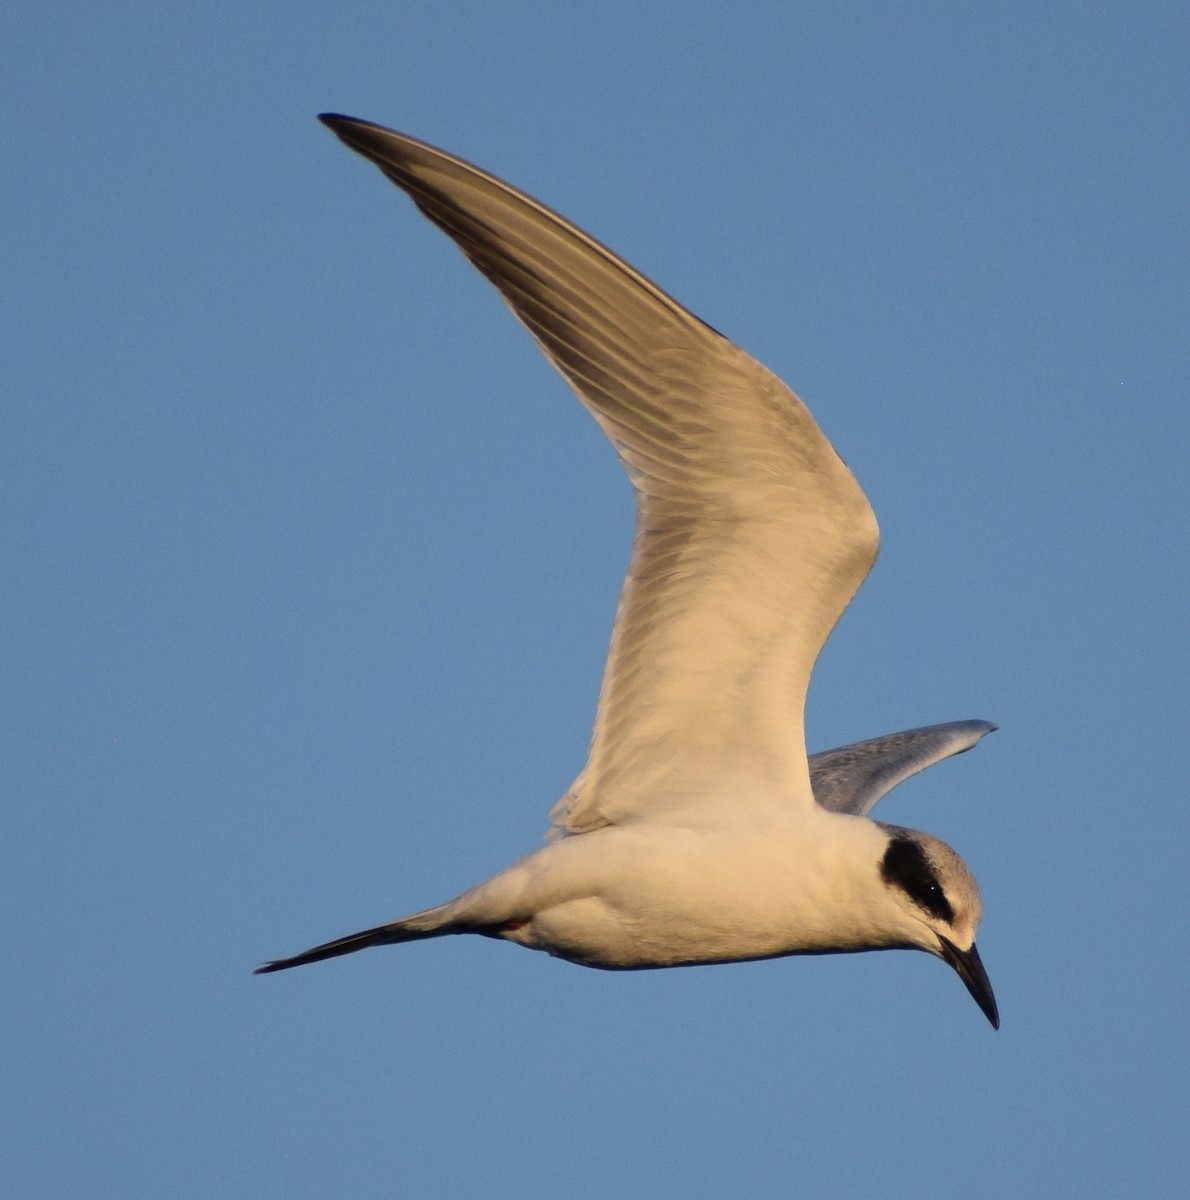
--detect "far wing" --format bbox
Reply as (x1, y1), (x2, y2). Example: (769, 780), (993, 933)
(808, 720), (997, 816)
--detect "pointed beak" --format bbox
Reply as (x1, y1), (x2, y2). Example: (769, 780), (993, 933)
(939, 937), (1000, 1030)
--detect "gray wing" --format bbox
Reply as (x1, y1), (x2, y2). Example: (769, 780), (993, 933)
(808, 720), (997, 816)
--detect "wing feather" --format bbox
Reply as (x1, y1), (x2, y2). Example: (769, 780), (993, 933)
(808, 721), (997, 817)
(320, 116), (879, 833)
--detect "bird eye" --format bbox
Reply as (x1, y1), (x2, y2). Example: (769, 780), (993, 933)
(880, 837), (955, 924)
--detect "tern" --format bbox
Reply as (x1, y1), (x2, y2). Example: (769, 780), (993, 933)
(257, 114), (1001, 1029)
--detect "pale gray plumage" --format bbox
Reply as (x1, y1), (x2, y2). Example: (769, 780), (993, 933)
(809, 720), (998, 817)
(256, 115), (1001, 1029)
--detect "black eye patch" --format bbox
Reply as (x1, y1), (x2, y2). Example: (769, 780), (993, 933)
(880, 836), (954, 924)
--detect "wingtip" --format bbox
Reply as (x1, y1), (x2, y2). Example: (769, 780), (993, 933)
(953, 719), (998, 752)
(318, 112), (359, 138)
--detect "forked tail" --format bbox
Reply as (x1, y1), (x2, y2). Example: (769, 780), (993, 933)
(254, 905), (455, 974)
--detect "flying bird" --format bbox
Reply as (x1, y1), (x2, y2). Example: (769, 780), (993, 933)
(256, 114), (1000, 1029)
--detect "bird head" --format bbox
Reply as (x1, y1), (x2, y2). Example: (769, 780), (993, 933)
(877, 825), (999, 1029)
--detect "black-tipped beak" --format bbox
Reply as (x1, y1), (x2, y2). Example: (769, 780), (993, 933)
(939, 937), (1000, 1030)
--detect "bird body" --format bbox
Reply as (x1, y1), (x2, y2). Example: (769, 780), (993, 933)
(453, 807), (895, 969)
(256, 115), (1001, 1028)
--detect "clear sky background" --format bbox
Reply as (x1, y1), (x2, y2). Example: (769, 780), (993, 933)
(5, 3), (1188, 1197)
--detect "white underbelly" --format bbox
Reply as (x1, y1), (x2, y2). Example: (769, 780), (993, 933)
(492, 817), (882, 969)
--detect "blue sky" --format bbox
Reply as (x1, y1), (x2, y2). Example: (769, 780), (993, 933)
(5, 3), (1188, 1197)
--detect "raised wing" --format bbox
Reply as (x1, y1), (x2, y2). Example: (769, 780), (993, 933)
(321, 115), (879, 833)
(808, 720), (997, 817)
